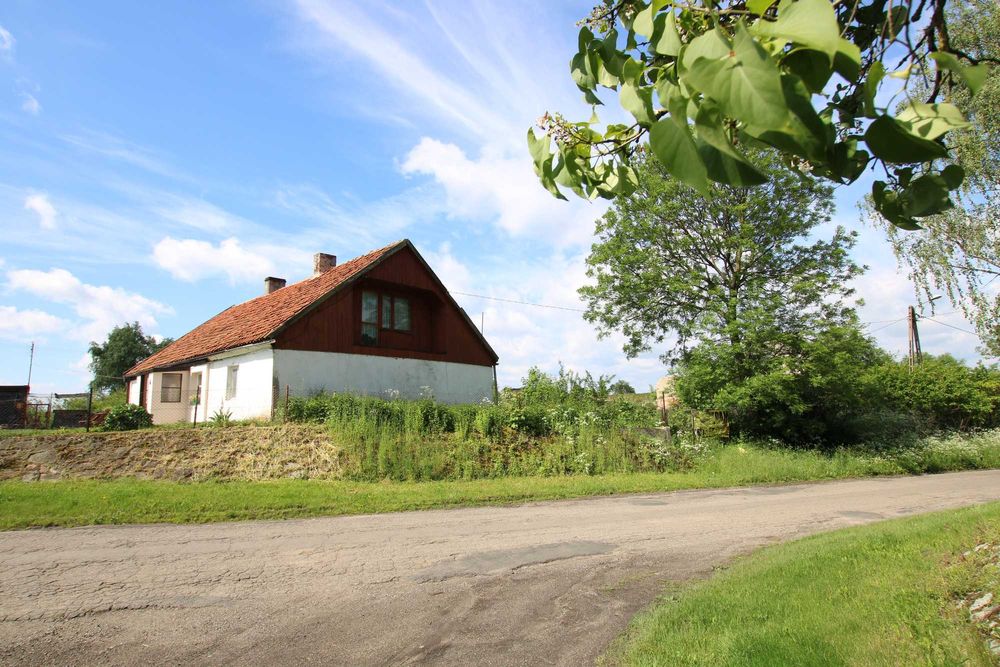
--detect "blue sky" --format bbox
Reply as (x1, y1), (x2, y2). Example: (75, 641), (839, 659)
(0, 1), (986, 394)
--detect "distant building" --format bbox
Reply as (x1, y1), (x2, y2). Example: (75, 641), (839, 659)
(0, 385), (29, 428)
(125, 240), (498, 424)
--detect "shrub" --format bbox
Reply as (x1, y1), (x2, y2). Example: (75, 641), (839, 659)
(102, 404), (153, 431)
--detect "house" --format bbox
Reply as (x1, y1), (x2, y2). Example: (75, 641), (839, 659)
(124, 240), (499, 425)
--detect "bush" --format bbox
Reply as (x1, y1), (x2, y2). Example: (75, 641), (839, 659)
(102, 404), (153, 431)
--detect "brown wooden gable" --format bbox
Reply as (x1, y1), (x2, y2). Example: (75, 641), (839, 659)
(274, 243), (497, 367)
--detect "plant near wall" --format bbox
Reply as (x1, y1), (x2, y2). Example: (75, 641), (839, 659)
(530, 0), (994, 230)
(101, 404), (153, 432)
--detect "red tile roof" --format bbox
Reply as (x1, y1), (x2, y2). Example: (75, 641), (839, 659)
(126, 240), (404, 376)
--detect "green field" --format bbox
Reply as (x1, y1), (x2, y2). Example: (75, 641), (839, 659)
(608, 502), (1000, 666)
(3, 433), (1000, 530)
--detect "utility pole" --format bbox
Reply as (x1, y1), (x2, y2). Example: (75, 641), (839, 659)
(27, 342), (35, 387)
(907, 305), (922, 369)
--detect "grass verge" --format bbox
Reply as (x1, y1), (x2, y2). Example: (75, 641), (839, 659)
(2, 435), (1000, 530)
(607, 501), (1000, 666)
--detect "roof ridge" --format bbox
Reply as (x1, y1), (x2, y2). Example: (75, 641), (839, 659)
(125, 240), (408, 377)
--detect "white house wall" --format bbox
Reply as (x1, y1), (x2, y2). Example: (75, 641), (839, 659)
(273, 350), (494, 404)
(148, 369), (192, 425)
(201, 346), (274, 422)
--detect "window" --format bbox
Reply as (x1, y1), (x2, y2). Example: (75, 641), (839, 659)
(361, 290), (379, 345)
(160, 373), (182, 403)
(226, 365), (239, 400)
(393, 297), (411, 331)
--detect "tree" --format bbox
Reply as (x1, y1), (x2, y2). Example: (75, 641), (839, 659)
(871, 0), (1000, 355)
(676, 322), (892, 443)
(529, 0), (996, 229)
(609, 379), (636, 394)
(88, 322), (172, 392)
(580, 150), (861, 371)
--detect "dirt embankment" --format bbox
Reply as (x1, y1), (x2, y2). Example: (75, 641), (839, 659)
(0, 425), (342, 482)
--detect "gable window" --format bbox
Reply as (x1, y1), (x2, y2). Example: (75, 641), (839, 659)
(226, 365), (239, 400)
(361, 291), (379, 345)
(160, 373), (183, 403)
(393, 297), (411, 331)
(361, 290), (413, 344)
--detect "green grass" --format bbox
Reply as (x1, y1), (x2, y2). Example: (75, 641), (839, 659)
(3, 434), (1000, 530)
(608, 502), (1000, 666)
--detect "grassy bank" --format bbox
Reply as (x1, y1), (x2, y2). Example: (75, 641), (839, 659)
(608, 502), (1000, 666)
(3, 433), (1000, 530)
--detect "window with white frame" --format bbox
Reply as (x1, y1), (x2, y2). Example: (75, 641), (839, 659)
(226, 365), (239, 400)
(160, 373), (183, 403)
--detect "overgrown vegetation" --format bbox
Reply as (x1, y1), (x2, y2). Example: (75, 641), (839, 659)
(609, 502), (1000, 666)
(101, 404), (153, 431)
(283, 366), (663, 481)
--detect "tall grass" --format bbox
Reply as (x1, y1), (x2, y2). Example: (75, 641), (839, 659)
(281, 393), (1000, 484)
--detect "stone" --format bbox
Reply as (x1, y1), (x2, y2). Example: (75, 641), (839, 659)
(973, 604), (1000, 622)
(27, 449), (58, 465)
(971, 593), (994, 613)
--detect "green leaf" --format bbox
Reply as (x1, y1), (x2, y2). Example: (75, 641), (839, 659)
(902, 174), (952, 217)
(571, 51), (597, 90)
(862, 61), (885, 118)
(872, 181), (921, 230)
(747, 0), (775, 15)
(527, 128), (550, 169)
(649, 118), (710, 195)
(896, 102), (970, 140)
(620, 82), (656, 126)
(651, 11), (682, 56)
(782, 48), (832, 93)
(680, 28), (731, 73)
(632, 2), (656, 38)
(930, 52), (988, 95)
(695, 100), (745, 160)
(832, 41), (862, 81)
(745, 74), (827, 162)
(698, 141), (769, 186)
(863, 115), (948, 164)
(940, 164), (964, 190)
(685, 22), (789, 131)
(752, 0), (842, 61)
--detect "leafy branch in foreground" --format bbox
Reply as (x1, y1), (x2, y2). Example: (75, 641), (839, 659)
(529, 0), (992, 229)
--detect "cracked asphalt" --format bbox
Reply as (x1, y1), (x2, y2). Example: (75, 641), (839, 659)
(2, 470), (1000, 666)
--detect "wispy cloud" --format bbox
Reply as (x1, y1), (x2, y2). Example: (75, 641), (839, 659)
(152, 236), (308, 285)
(19, 92), (40, 115)
(59, 130), (189, 181)
(23, 193), (56, 229)
(0, 25), (14, 56)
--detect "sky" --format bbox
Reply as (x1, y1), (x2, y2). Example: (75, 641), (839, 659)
(0, 0), (987, 395)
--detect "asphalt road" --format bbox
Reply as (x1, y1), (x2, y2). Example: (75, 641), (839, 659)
(3, 470), (1000, 666)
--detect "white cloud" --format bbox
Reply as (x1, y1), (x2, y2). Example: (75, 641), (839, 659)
(0, 25), (13, 55)
(153, 236), (283, 284)
(401, 138), (603, 246)
(422, 242), (471, 293)
(0, 306), (68, 341)
(20, 92), (40, 115)
(24, 193), (56, 229)
(6, 268), (172, 342)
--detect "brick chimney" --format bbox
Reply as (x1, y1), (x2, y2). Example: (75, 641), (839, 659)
(264, 276), (286, 294)
(313, 252), (337, 276)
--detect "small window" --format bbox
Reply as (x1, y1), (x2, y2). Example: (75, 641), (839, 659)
(393, 297), (411, 331)
(226, 365), (239, 400)
(361, 290), (378, 345)
(160, 373), (182, 403)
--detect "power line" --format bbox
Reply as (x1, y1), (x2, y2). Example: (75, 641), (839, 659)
(866, 317), (907, 333)
(451, 291), (587, 313)
(921, 317), (980, 336)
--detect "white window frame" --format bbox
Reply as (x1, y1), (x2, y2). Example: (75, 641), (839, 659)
(160, 373), (183, 403)
(226, 365), (239, 400)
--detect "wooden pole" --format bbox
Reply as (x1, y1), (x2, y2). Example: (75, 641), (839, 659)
(85, 386), (93, 432)
(907, 305), (922, 369)
(285, 385), (290, 419)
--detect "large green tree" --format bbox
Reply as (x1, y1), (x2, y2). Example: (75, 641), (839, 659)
(529, 0), (995, 229)
(873, 0), (999, 355)
(580, 151), (862, 371)
(88, 322), (171, 392)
